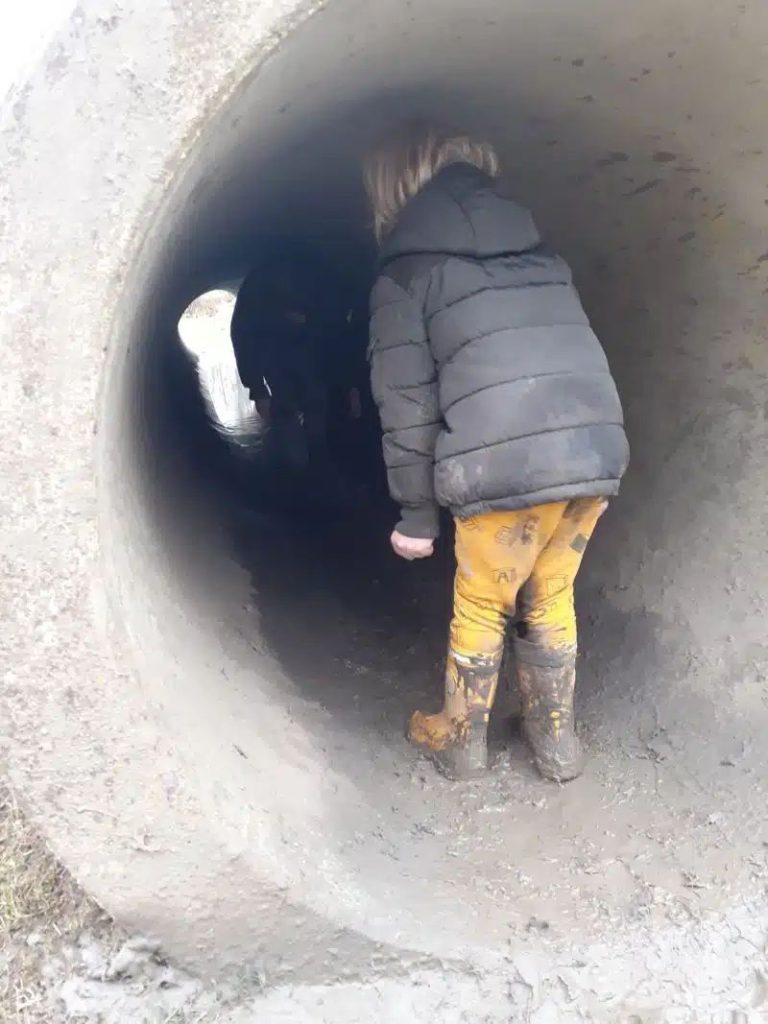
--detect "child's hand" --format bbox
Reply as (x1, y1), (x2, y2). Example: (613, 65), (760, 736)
(391, 530), (434, 560)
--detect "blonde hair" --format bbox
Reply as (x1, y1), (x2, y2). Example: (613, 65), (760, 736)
(363, 124), (500, 241)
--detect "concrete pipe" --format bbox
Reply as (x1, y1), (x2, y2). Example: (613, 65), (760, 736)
(3, 0), (768, 1011)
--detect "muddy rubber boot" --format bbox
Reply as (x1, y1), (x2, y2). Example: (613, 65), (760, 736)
(514, 638), (585, 782)
(407, 652), (501, 781)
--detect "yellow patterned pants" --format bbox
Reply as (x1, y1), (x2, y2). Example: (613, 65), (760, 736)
(409, 497), (606, 751)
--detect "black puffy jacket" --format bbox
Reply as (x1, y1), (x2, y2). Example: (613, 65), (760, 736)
(368, 163), (629, 538)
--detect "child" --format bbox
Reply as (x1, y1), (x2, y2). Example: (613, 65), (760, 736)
(231, 243), (367, 482)
(363, 127), (629, 782)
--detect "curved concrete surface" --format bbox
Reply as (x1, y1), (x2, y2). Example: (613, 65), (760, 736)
(3, 0), (768, 1011)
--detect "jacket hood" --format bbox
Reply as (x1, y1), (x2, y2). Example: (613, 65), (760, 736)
(379, 163), (541, 263)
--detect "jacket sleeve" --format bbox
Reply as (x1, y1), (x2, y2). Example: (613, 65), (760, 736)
(230, 284), (269, 401)
(369, 272), (442, 539)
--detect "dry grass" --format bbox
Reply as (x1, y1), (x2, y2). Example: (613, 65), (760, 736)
(0, 783), (223, 1023)
(0, 780), (100, 1023)
(0, 784), (86, 934)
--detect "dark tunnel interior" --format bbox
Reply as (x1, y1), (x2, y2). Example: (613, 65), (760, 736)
(170, 241), (478, 745)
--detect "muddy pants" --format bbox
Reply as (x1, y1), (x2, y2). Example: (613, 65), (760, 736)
(413, 498), (606, 749)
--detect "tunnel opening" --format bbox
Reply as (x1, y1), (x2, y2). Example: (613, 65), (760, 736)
(177, 288), (258, 441)
(96, 0), (768, 964)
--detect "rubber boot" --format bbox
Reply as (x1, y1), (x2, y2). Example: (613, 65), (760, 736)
(514, 638), (584, 782)
(408, 651), (501, 781)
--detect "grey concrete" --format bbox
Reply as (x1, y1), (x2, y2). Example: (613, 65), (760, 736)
(2, 0), (768, 1015)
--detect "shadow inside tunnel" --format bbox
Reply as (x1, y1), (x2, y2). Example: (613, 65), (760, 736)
(219, 413), (528, 752)
(229, 431), (455, 737)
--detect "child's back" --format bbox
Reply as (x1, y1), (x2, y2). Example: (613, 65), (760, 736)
(369, 162), (628, 538)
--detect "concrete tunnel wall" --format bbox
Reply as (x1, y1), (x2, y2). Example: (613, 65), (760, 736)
(2, 0), (768, 995)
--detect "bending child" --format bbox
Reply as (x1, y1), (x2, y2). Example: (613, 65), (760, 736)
(364, 126), (629, 781)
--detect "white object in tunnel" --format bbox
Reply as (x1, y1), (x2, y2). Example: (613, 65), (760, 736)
(178, 289), (258, 433)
